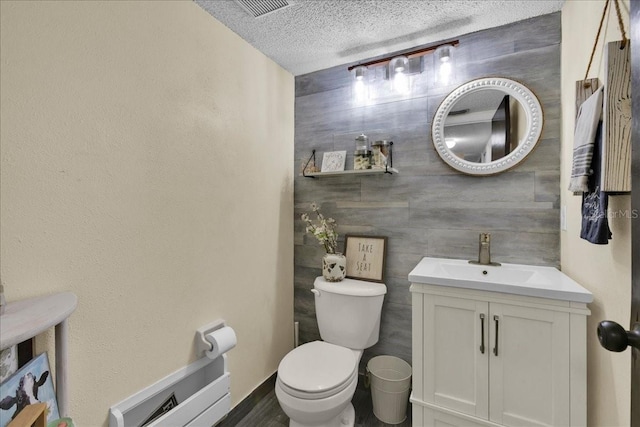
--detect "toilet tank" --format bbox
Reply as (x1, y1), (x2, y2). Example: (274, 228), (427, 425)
(313, 277), (386, 350)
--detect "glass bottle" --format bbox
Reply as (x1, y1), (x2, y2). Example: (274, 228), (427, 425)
(371, 140), (391, 169)
(354, 149), (372, 170)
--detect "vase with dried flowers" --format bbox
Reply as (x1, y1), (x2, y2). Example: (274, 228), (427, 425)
(301, 203), (346, 282)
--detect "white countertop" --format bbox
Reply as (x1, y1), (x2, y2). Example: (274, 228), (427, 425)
(408, 257), (593, 303)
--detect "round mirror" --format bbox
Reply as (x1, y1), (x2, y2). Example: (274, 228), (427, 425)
(432, 77), (543, 175)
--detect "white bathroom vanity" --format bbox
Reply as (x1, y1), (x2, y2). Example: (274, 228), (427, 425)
(409, 257), (593, 427)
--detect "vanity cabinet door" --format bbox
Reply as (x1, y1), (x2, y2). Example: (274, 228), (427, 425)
(419, 405), (488, 427)
(422, 294), (489, 419)
(488, 303), (570, 427)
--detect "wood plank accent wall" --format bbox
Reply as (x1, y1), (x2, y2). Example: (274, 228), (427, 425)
(294, 12), (562, 370)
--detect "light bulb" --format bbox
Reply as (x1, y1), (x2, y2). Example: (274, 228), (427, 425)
(393, 72), (410, 94)
(354, 80), (367, 102)
(353, 66), (368, 103)
(434, 44), (455, 85)
(389, 56), (410, 94)
(439, 61), (452, 84)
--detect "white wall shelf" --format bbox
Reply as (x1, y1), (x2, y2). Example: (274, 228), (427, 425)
(0, 292), (78, 417)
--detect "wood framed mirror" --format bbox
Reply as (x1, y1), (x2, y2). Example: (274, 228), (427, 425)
(432, 77), (543, 175)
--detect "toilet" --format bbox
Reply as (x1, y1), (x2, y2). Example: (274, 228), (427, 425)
(275, 276), (386, 427)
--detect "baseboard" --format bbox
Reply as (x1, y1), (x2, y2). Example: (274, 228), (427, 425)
(217, 372), (277, 426)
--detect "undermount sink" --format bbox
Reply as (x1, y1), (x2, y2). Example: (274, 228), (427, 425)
(408, 257), (593, 303)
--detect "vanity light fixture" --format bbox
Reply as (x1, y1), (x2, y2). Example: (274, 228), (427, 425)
(347, 39), (460, 95)
(353, 65), (369, 102)
(434, 44), (456, 84)
(389, 55), (410, 94)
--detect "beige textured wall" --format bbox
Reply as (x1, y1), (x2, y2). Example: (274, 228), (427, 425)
(561, 1), (631, 425)
(0, 1), (294, 425)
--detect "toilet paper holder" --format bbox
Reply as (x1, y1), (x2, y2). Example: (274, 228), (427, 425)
(196, 319), (233, 355)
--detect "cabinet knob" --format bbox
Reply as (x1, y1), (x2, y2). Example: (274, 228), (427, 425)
(597, 321), (640, 352)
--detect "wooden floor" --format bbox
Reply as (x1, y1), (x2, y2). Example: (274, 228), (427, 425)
(219, 383), (411, 427)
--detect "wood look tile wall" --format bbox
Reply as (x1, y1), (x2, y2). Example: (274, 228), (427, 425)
(294, 13), (561, 370)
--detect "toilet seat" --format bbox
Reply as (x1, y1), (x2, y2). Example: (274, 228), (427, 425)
(277, 341), (357, 400)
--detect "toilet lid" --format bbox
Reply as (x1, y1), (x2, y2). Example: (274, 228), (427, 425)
(278, 341), (357, 396)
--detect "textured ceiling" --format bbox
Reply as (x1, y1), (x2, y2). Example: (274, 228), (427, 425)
(195, 0), (564, 76)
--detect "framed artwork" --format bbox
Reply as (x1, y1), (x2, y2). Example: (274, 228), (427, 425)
(344, 235), (387, 282)
(0, 347), (18, 384)
(0, 353), (59, 427)
(321, 151), (347, 172)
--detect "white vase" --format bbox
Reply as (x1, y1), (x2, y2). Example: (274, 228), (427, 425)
(322, 252), (346, 282)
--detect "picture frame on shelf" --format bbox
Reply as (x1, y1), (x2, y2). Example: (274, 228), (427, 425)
(344, 235), (387, 282)
(320, 151), (347, 172)
(0, 347), (18, 384)
(0, 353), (59, 427)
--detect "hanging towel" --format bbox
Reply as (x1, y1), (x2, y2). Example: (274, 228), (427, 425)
(581, 121), (612, 244)
(569, 86), (603, 192)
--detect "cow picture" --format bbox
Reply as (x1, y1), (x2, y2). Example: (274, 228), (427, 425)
(0, 353), (59, 426)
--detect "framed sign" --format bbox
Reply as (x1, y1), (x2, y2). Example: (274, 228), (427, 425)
(321, 151), (347, 172)
(344, 235), (387, 282)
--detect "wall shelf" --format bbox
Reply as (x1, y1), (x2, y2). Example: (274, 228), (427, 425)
(0, 292), (78, 417)
(302, 167), (399, 178)
(302, 145), (397, 178)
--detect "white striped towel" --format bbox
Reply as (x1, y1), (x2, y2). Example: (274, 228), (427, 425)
(568, 86), (603, 192)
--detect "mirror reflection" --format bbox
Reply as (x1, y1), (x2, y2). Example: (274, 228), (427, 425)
(432, 77), (543, 175)
(443, 89), (527, 163)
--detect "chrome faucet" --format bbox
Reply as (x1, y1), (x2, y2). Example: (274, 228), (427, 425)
(469, 233), (501, 266)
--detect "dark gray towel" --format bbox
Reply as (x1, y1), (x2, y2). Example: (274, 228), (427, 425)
(580, 121), (612, 244)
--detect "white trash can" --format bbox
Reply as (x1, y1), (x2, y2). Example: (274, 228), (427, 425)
(366, 355), (412, 424)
